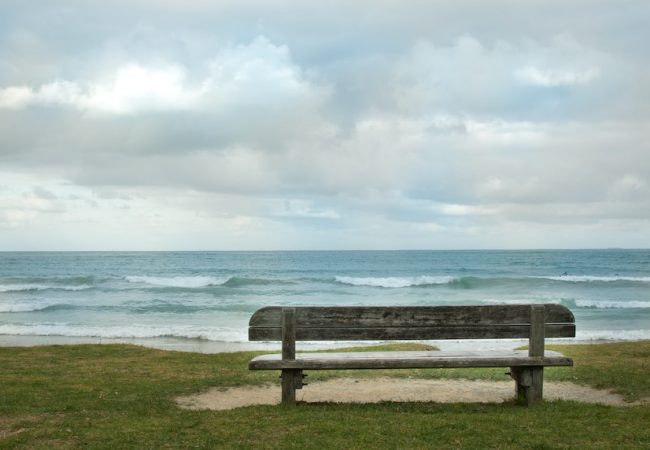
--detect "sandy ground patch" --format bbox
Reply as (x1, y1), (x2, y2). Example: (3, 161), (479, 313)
(176, 378), (645, 411)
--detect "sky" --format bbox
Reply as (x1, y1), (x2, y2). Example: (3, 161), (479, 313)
(0, 0), (649, 251)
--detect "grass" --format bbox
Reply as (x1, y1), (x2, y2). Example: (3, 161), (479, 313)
(0, 341), (648, 449)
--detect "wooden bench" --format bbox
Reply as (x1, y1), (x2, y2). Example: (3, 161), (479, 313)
(248, 304), (575, 406)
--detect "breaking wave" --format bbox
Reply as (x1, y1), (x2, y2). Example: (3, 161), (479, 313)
(532, 275), (650, 283)
(572, 299), (650, 309)
(334, 276), (457, 288)
(0, 323), (248, 342)
(0, 284), (92, 293)
(332, 274), (650, 289)
(124, 275), (291, 289)
(125, 275), (228, 288)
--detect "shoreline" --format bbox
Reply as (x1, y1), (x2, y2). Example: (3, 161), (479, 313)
(0, 334), (639, 353)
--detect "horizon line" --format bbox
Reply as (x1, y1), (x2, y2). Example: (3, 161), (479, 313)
(0, 248), (647, 253)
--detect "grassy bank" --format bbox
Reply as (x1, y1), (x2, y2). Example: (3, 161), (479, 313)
(1, 341), (648, 449)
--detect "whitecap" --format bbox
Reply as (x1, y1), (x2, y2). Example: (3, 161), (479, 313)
(532, 275), (650, 283)
(334, 276), (456, 288)
(125, 275), (229, 288)
(0, 323), (248, 342)
(574, 299), (650, 309)
(481, 299), (562, 305)
(0, 284), (91, 293)
(0, 303), (53, 313)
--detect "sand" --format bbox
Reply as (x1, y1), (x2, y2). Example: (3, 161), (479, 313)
(176, 377), (646, 411)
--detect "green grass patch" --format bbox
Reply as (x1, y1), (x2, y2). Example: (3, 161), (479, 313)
(544, 341), (650, 401)
(0, 341), (648, 449)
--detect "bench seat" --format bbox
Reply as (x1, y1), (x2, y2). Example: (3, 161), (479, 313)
(249, 350), (573, 370)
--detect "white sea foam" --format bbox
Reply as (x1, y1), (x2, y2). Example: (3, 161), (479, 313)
(533, 275), (650, 283)
(334, 276), (456, 288)
(574, 300), (650, 309)
(0, 284), (91, 293)
(575, 329), (650, 341)
(125, 275), (229, 288)
(0, 323), (248, 342)
(0, 303), (53, 313)
(482, 299), (562, 305)
(482, 298), (649, 309)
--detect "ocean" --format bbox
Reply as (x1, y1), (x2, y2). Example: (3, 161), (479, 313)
(1, 250), (649, 350)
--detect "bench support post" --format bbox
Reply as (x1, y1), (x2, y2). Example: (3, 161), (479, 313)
(281, 308), (302, 405)
(512, 305), (545, 406)
(510, 366), (543, 406)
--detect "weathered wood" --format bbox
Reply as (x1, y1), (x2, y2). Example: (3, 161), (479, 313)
(281, 369), (297, 405)
(249, 304), (576, 341)
(249, 323), (575, 341)
(529, 305), (545, 357)
(282, 308), (296, 359)
(249, 304), (575, 329)
(526, 306), (546, 406)
(248, 304), (576, 407)
(510, 367), (528, 403)
(249, 350), (573, 370)
(254, 349), (568, 361)
(280, 309), (298, 405)
(528, 367), (544, 406)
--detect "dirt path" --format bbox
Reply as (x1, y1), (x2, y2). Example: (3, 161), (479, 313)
(176, 378), (645, 411)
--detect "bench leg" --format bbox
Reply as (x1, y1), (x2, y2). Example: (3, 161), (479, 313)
(510, 366), (544, 406)
(281, 369), (303, 405)
(528, 367), (544, 406)
(510, 367), (526, 403)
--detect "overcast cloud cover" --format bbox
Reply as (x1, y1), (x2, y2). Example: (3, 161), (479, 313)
(1, 0), (649, 250)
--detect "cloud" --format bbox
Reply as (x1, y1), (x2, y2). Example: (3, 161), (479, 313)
(271, 199), (340, 220)
(0, 66), (202, 113)
(0, 1), (648, 249)
(0, 86), (35, 109)
(515, 66), (600, 87)
(0, 37), (326, 115)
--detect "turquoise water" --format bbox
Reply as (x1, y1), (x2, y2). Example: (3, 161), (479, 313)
(0, 250), (648, 343)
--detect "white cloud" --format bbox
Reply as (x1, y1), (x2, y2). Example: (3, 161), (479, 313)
(0, 65), (200, 113)
(272, 199), (340, 219)
(516, 66), (600, 87)
(387, 33), (614, 118)
(84, 64), (201, 113)
(0, 37), (326, 115)
(0, 86), (34, 109)
(438, 203), (495, 216)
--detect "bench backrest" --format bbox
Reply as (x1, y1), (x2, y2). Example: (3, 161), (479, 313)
(248, 304), (575, 341)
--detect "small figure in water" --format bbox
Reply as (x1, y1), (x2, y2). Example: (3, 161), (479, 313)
(561, 271), (568, 276)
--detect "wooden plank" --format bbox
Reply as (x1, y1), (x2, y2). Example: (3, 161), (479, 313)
(281, 308), (296, 359)
(252, 349), (568, 361)
(529, 305), (545, 357)
(248, 351), (573, 370)
(249, 304), (574, 328)
(252, 358), (572, 370)
(248, 323), (576, 341)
